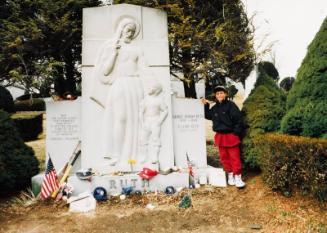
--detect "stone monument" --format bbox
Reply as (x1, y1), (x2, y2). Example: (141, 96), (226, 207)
(34, 4), (227, 197)
(45, 99), (81, 172)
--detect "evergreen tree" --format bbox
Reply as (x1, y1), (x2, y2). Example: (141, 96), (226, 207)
(279, 77), (295, 92)
(0, 110), (39, 194)
(242, 62), (286, 169)
(114, 0), (255, 97)
(258, 61), (279, 81)
(281, 17), (327, 138)
(0, 0), (102, 96)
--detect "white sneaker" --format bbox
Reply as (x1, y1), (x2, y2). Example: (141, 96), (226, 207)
(227, 172), (235, 186)
(234, 174), (246, 188)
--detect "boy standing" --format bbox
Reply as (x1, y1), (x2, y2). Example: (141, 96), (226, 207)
(201, 86), (245, 188)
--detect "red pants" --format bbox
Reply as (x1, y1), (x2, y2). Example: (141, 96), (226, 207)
(218, 146), (242, 175)
(214, 133), (242, 175)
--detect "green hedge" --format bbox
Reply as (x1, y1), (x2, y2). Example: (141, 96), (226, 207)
(11, 112), (43, 141)
(0, 86), (15, 113)
(14, 98), (45, 111)
(0, 110), (39, 195)
(15, 93), (41, 101)
(255, 133), (327, 202)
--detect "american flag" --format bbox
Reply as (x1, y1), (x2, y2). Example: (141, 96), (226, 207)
(186, 153), (194, 177)
(186, 153), (195, 187)
(40, 157), (59, 200)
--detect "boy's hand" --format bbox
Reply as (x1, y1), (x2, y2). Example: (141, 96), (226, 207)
(200, 97), (209, 105)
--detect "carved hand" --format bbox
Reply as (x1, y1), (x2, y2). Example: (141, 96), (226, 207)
(114, 39), (121, 51)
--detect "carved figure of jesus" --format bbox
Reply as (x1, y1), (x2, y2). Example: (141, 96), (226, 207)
(92, 17), (146, 166)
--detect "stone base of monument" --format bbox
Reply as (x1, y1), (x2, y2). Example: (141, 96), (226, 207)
(97, 161), (159, 174)
(206, 167), (227, 187)
(67, 167), (227, 196)
(31, 167), (226, 197)
(192, 167), (227, 187)
(68, 172), (190, 196)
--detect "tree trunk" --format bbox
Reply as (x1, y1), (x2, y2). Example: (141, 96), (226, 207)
(181, 49), (197, 98)
(64, 51), (76, 94)
(182, 78), (197, 98)
(53, 65), (65, 96)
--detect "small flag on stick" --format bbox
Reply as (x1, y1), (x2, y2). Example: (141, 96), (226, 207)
(186, 153), (195, 187)
(40, 156), (59, 200)
(186, 153), (194, 177)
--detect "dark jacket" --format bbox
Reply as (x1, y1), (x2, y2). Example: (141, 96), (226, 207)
(204, 99), (243, 136)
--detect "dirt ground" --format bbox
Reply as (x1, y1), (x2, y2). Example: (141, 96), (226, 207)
(0, 175), (326, 233)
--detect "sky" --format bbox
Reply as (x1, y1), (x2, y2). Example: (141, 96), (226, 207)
(241, 0), (327, 98)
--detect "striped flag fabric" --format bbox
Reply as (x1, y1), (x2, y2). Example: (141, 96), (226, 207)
(40, 157), (59, 200)
(186, 153), (194, 177)
(186, 153), (195, 188)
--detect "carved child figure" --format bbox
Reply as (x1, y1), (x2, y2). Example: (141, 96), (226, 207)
(139, 79), (168, 164)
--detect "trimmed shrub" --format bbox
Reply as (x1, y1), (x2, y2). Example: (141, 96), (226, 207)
(11, 112), (43, 141)
(0, 110), (39, 195)
(0, 86), (15, 113)
(279, 104), (304, 136)
(282, 100), (327, 138)
(255, 133), (327, 202)
(281, 17), (327, 137)
(14, 98), (45, 111)
(15, 93), (41, 101)
(258, 61), (279, 81)
(242, 64), (286, 169)
(279, 77), (295, 92)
